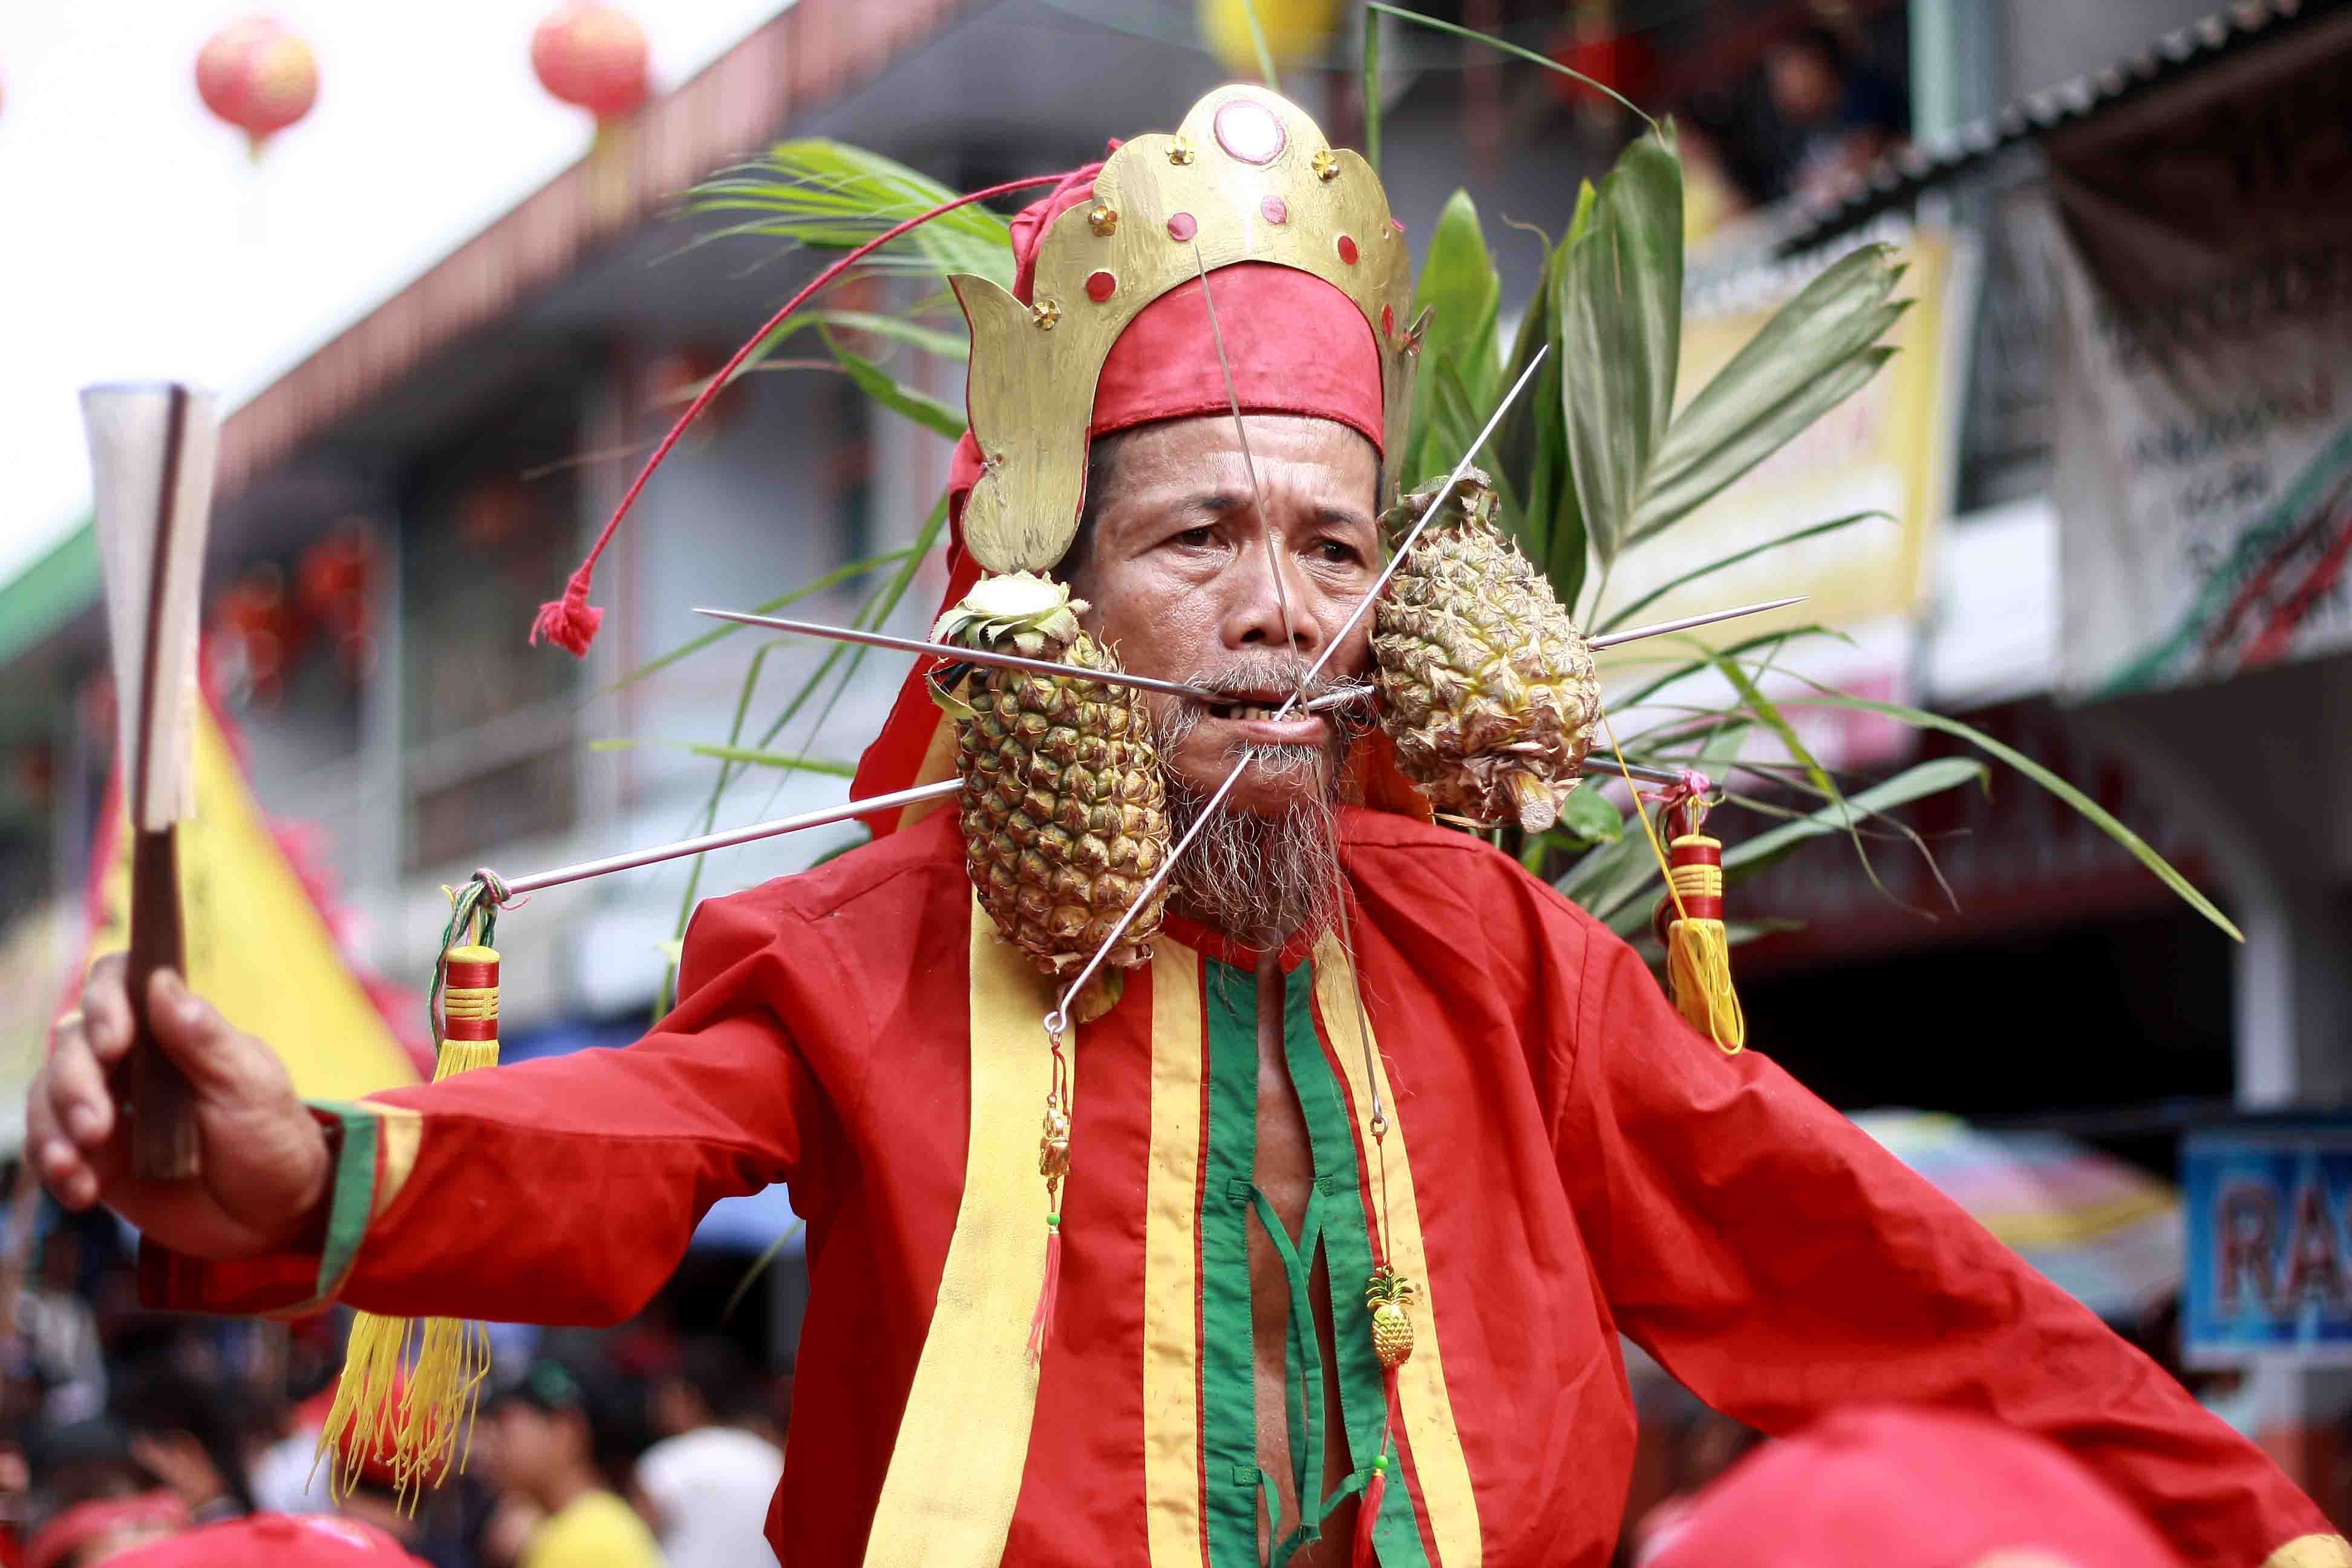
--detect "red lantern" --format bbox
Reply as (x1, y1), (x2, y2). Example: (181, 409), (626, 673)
(196, 16), (318, 154)
(531, 4), (650, 122)
(296, 527), (381, 683)
(211, 564), (305, 705)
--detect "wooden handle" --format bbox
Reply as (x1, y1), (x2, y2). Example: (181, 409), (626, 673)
(127, 827), (199, 1181)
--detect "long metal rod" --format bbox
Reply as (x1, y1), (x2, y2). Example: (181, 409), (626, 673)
(692, 607), (1220, 702)
(1303, 349), (1550, 692)
(1587, 756), (1687, 788)
(1047, 349), (1551, 1029)
(487, 779), (962, 898)
(1194, 241), (1309, 706)
(1587, 595), (1808, 651)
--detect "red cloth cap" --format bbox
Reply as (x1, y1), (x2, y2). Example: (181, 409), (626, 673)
(1642, 1406), (2187, 1568)
(26, 1492), (189, 1568)
(851, 178), (1391, 832)
(108, 1514), (429, 1567)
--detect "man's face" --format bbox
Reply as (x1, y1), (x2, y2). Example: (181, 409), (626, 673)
(1073, 412), (1380, 818)
(480, 1402), (564, 1498)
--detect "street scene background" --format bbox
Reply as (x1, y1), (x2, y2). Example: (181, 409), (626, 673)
(4, 0), (2351, 1564)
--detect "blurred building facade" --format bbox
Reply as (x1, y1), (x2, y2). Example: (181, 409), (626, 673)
(0, 0), (2347, 1508)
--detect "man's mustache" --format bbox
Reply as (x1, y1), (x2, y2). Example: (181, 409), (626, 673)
(1178, 661), (1358, 705)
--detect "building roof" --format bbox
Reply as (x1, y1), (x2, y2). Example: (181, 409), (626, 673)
(0, 0), (965, 675)
(1775, 0), (2342, 256)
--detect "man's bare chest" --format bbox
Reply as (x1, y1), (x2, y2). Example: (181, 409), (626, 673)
(1249, 955), (1358, 1568)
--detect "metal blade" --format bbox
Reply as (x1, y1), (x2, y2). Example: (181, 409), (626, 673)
(1587, 596), (1808, 652)
(691, 608), (1220, 704)
(85, 384), (220, 830)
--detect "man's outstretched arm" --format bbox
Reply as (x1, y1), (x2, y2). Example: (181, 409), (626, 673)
(1548, 925), (2348, 1568)
(35, 890), (823, 1328)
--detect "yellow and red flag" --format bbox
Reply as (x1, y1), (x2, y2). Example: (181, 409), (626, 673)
(80, 684), (426, 1100)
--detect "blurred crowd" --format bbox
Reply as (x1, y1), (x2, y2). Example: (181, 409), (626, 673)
(0, 1197), (785, 1568)
(0, 1171), (2331, 1567)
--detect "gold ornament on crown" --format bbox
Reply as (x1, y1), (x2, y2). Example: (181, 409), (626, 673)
(950, 85), (1421, 573)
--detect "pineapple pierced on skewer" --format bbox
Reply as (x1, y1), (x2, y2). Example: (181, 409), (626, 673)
(932, 572), (1172, 1011)
(1371, 469), (1601, 833)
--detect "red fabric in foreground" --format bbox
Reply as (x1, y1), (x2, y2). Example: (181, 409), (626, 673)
(113, 1515), (428, 1567)
(142, 811), (2337, 1566)
(1644, 1406), (2187, 1568)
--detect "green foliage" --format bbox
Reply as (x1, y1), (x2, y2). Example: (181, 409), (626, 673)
(825, 330), (968, 440)
(688, 140), (1013, 285)
(1405, 192), (1502, 483)
(1632, 247), (1907, 543)
(643, 63), (2235, 959)
(1560, 126), (1682, 576)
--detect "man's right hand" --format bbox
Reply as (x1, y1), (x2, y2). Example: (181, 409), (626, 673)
(30, 954), (332, 1261)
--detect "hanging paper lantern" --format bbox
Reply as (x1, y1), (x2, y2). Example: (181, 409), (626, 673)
(295, 526), (381, 684)
(531, 4), (650, 122)
(196, 16), (318, 155)
(1198, 0), (1345, 74)
(211, 564), (305, 706)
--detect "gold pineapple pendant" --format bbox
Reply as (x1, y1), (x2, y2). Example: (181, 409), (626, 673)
(1365, 1264), (1420, 1370)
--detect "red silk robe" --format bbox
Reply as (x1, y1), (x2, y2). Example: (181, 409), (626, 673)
(142, 809), (2340, 1568)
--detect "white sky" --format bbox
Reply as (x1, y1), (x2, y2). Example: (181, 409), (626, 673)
(0, 0), (788, 584)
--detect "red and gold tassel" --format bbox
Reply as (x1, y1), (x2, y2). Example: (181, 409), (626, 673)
(1028, 1024), (1072, 1364)
(1650, 794), (1745, 1053)
(317, 932), (503, 1502)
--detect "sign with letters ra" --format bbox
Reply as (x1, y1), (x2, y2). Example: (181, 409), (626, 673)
(2185, 1124), (2352, 1365)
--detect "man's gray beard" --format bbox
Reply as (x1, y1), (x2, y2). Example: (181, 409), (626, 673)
(1150, 664), (1363, 949)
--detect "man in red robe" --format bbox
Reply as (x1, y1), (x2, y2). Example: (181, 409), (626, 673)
(28, 88), (2349, 1568)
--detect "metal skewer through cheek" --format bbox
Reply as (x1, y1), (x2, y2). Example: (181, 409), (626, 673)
(1193, 243), (1311, 708)
(1040, 349), (1551, 1073)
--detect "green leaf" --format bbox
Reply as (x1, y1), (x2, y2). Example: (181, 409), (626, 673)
(1232, 0), (1279, 88)
(1720, 757), (1985, 883)
(1414, 191), (1503, 415)
(688, 140), (1013, 286)
(1604, 624), (1847, 713)
(1632, 245), (1905, 543)
(608, 546), (912, 692)
(1597, 511), (1888, 634)
(1362, 8), (1383, 175)
(1774, 681), (2244, 942)
(1556, 781), (1624, 845)
(1560, 127), (1683, 573)
(756, 309), (968, 365)
(685, 744), (857, 777)
(825, 332), (969, 440)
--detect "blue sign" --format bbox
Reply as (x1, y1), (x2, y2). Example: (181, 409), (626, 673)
(2185, 1123), (2352, 1364)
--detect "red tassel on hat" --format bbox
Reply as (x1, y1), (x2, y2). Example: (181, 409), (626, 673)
(529, 566), (604, 656)
(526, 169), (1072, 658)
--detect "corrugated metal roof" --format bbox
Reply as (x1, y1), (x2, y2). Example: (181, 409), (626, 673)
(1774, 0), (2343, 256)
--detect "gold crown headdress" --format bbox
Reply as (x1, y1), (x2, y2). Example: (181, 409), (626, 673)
(951, 85), (1419, 574)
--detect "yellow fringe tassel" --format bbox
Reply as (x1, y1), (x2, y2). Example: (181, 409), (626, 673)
(1664, 916), (1746, 1051)
(314, 944), (502, 1504)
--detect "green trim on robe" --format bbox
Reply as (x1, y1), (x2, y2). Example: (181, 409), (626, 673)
(1200, 958), (1430, 1568)
(305, 1099), (383, 1306)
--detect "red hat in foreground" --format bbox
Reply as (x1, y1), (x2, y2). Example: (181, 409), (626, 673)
(1642, 1406), (2187, 1568)
(110, 1514), (429, 1567)
(25, 1492), (188, 1568)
